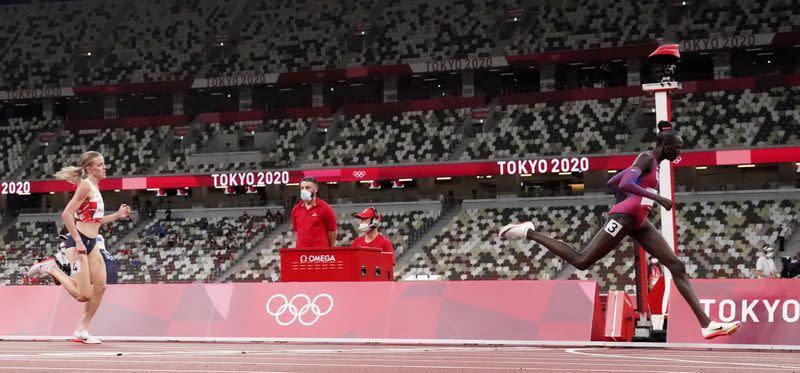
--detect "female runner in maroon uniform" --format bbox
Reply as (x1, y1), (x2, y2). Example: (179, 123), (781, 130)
(499, 121), (740, 339)
(28, 151), (130, 344)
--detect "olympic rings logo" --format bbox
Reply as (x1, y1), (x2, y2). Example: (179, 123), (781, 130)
(352, 171), (367, 178)
(265, 293), (334, 326)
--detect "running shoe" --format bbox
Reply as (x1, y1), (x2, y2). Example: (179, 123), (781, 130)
(28, 257), (56, 278)
(701, 321), (741, 339)
(71, 330), (102, 344)
(498, 221), (535, 239)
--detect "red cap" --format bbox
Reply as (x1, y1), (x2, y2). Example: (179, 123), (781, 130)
(353, 207), (377, 219)
(648, 44), (680, 59)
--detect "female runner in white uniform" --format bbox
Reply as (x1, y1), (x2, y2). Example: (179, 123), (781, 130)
(29, 151), (130, 344)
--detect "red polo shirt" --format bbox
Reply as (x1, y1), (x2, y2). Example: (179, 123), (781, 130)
(352, 233), (394, 263)
(291, 197), (337, 249)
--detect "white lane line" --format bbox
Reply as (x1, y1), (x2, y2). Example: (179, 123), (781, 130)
(0, 368), (293, 373)
(0, 365), (694, 373)
(0, 350), (250, 359)
(0, 346), (548, 359)
(0, 345), (545, 354)
(584, 350), (800, 361)
(565, 348), (800, 370)
(0, 355), (784, 371)
(3, 337), (798, 351)
(0, 346), (795, 364)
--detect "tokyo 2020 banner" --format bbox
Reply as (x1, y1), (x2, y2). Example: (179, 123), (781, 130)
(0, 281), (601, 342)
(667, 279), (800, 345)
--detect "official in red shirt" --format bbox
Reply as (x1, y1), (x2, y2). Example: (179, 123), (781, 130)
(351, 207), (394, 264)
(291, 177), (337, 248)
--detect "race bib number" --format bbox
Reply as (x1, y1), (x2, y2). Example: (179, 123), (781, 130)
(604, 219), (624, 237)
(71, 261), (81, 274)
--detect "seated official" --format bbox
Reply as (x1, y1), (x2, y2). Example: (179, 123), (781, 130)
(351, 207), (394, 264)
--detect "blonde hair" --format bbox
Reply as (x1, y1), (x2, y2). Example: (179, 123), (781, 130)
(54, 151), (103, 185)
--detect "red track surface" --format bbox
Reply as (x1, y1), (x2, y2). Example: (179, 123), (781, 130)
(0, 341), (798, 373)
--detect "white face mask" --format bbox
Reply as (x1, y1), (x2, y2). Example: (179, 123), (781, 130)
(766, 252), (774, 258)
(650, 259), (658, 264)
(357, 223), (372, 232)
(300, 189), (314, 202)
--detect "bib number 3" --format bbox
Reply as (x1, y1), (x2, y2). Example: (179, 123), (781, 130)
(604, 219), (624, 237)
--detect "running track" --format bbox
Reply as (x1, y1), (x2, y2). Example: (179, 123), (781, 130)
(0, 341), (798, 373)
